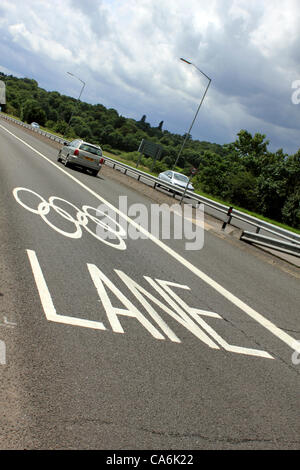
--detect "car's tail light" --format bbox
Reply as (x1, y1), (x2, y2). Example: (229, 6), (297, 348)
(74, 149), (79, 156)
(100, 158), (104, 164)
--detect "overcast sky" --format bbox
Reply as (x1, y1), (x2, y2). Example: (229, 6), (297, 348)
(1, 0), (300, 154)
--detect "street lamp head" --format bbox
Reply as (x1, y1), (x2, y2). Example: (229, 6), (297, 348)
(172, 57), (212, 170)
(180, 58), (192, 65)
(67, 71), (85, 87)
(180, 58), (211, 82)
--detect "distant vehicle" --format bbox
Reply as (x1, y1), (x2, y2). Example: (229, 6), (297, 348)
(30, 122), (40, 128)
(57, 139), (104, 177)
(157, 170), (194, 192)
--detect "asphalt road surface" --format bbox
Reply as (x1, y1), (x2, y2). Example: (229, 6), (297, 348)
(0, 120), (299, 450)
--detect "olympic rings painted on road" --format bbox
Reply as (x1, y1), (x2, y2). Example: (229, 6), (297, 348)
(13, 187), (127, 250)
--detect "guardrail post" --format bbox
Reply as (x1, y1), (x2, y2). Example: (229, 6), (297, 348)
(222, 206), (233, 230)
(256, 227), (261, 234)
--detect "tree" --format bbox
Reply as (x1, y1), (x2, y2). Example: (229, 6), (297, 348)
(137, 115), (150, 131)
(59, 104), (74, 123)
(123, 134), (140, 151)
(114, 116), (127, 129)
(224, 169), (258, 210)
(281, 152), (300, 227)
(48, 91), (61, 107)
(21, 99), (46, 125)
(233, 130), (270, 176)
(48, 108), (58, 122)
(53, 120), (69, 135)
(67, 116), (92, 139)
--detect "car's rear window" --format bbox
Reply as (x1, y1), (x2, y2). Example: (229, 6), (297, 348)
(79, 144), (102, 156)
(173, 173), (188, 182)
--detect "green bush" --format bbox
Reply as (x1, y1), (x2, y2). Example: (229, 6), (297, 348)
(45, 120), (55, 129)
(102, 145), (121, 155)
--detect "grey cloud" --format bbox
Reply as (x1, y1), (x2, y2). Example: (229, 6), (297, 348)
(70, 0), (112, 38)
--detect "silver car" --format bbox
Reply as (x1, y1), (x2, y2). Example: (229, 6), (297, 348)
(157, 170), (194, 192)
(31, 122), (40, 128)
(57, 139), (104, 176)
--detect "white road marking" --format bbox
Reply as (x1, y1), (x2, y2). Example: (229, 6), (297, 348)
(1, 123), (299, 354)
(89, 264), (182, 343)
(291, 341), (300, 365)
(115, 269), (219, 348)
(27, 249), (272, 357)
(147, 278), (272, 358)
(87, 263), (166, 340)
(0, 316), (17, 328)
(27, 249), (106, 331)
(0, 340), (6, 365)
(13, 187), (127, 249)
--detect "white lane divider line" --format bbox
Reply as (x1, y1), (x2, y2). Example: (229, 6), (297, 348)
(1, 123), (299, 355)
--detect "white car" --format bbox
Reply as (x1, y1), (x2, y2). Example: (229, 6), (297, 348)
(30, 122), (40, 128)
(157, 170), (194, 192)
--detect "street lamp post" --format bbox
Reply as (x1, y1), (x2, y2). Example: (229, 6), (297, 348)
(65, 72), (86, 135)
(172, 58), (211, 170)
